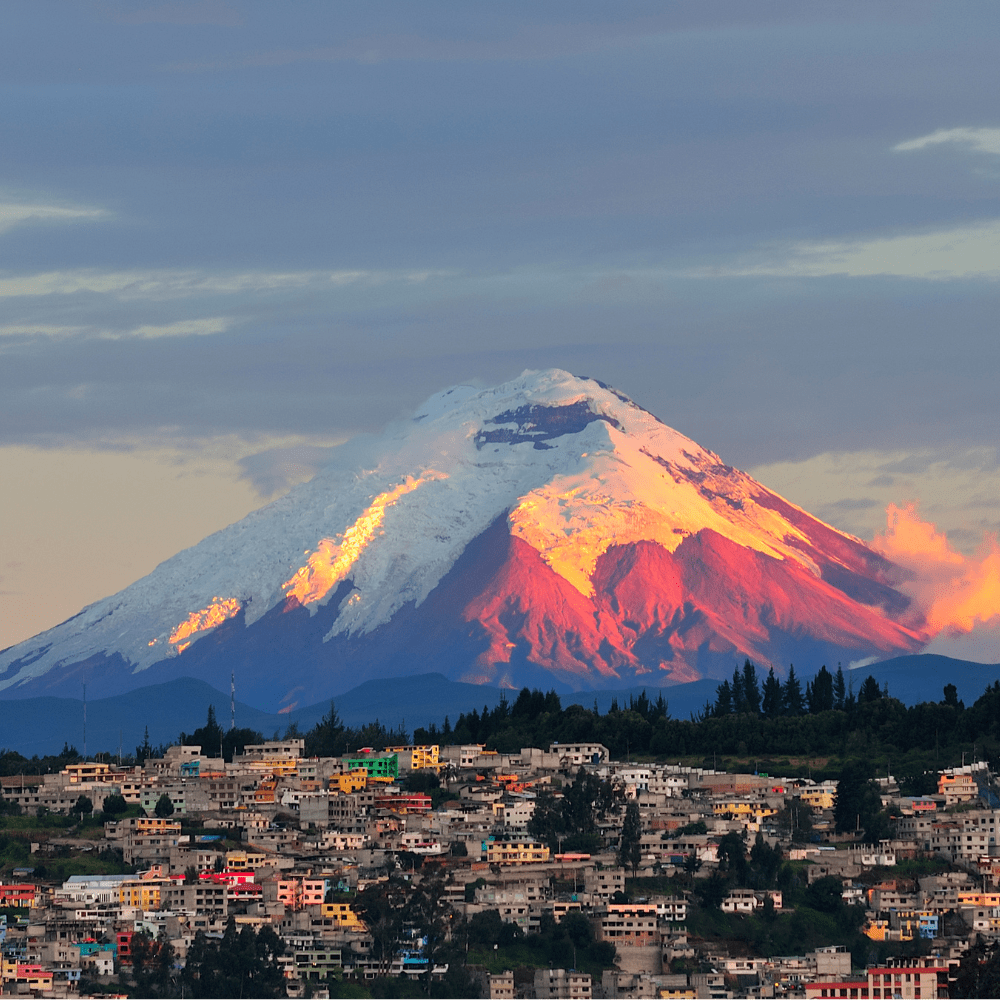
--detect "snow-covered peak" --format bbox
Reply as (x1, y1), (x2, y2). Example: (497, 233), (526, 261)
(0, 369), (885, 693)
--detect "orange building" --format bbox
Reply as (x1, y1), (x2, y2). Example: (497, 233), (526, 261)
(938, 772), (977, 805)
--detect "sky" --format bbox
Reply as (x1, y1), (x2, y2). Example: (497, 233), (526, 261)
(2, 1), (999, 660)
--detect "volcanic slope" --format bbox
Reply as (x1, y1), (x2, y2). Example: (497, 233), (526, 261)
(0, 370), (925, 708)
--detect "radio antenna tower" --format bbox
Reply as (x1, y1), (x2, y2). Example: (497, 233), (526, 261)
(230, 670), (235, 731)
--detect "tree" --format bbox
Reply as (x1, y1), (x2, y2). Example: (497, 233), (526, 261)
(74, 795), (93, 819)
(834, 761), (885, 838)
(154, 793), (175, 818)
(749, 832), (782, 888)
(304, 702), (348, 758)
(528, 789), (567, 851)
(682, 853), (703, 878)
(762, 667), (783, 718)
(529, 769), (623, 852)
(716, 831), (749, 884)
(129, 932), (177, 998)
(731, 667), (746, 713)
(954, 938), (1000, 999)
(806, 666), (835, 713)
(714, 680), (733, 717)
(696, 871), (728, 909)
(741, 660), (761, 715)
(353, 879), (409, 976)
(858, 674), (883, 704)
(102, 793), (127, 817)
(806, 875), (845, 913)
(222, 726), (265, 763)
(181, 920), (285, 997)
(136, 727), (154, 765)
(833, 665), (846, 710)
(618, 801), (642, 876)
(652, 692), (669, 721)
(782, 665), (804, 715)
(181, 705), (223, 757)
(943, 683), (962, 708)
(405, 875), (454, 996)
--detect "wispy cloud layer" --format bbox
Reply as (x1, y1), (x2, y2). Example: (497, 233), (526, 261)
(685, 219), (1000, 280)
(0, 317), (231, 341)
(895, 126), (1000, 156)
(0, 202), (106, 235)
(0, 268), (445, 301)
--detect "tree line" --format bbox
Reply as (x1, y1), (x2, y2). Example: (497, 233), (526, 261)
(396, 668), (1000, 790)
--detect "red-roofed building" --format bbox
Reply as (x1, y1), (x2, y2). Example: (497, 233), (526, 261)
(0, 883), (37, 907)
(806, 961), (950, 999)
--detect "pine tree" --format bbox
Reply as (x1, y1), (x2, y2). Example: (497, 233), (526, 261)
(618, 801), (642, 876)
(731, 667), (746, 713)
(858, 674), (882, 704)
(833, 665), (846, 710)
(652, 692), (668, 721)
(806, 666), (834, 713)
(136, 726), (153, 765)
(782, 665), (804, 716)
(762, 668), (782, 718)
(714, 680), (733, 717)
(741, 660), (761, 715)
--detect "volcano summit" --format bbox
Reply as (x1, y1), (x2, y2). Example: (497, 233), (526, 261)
(0, 370), (926, 710)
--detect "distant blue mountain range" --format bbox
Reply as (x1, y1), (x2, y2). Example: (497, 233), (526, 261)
(1, 654), (997, 758)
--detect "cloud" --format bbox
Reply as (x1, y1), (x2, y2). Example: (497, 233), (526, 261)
(118, 317), (232, 339)
(750, 447), (1000, 557)
(922, 619), (1000, 664)
(237, 443), (344, 498)
(0, 317), (231, 341)
(0, 202), (105, 235)
(0, 324), (82, 338)
(685, 219), (1000, 280)
(0, 267), (447, 301)
(871, 503), (1000, 637)
(894, 127), (1000, 156)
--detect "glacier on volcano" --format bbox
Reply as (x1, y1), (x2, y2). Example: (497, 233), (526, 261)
(0, 369), (926, 705)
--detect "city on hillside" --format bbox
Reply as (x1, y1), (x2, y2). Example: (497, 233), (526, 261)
(2, 690), (1000, 999)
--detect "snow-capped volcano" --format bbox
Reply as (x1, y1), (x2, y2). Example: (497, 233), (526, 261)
(0, 370), (925, 708)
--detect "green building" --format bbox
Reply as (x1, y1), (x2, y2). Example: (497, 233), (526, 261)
(344, 753), (398, 781)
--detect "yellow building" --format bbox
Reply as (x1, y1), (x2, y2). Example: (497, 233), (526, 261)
(118, 878), (170, 910)
(321, 902), (367, 931)
(1, 961), (53, 992)
(711, 800), (777, 821)
(863, 918), (914, 943)
(120, 816), (182, 836)
(385, 744), (440, 771)
(485, 841), (550, 865)
(798, 785), (837, 810)
(63, 761), (119, 785)
(226, 849), (268, 870)
(329, 769), (369, 794)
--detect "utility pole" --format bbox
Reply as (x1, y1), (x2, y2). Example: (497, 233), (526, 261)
(231, 671), (236, 731)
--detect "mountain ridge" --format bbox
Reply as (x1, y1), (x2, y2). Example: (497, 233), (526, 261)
(0, 369), (929, 707)
(2, 656), (997, 758)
